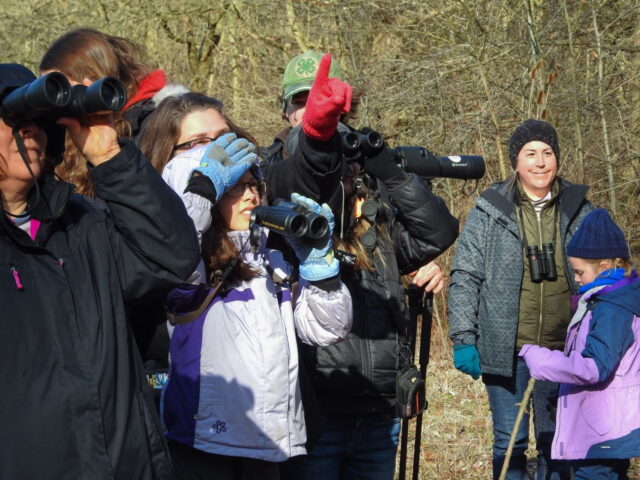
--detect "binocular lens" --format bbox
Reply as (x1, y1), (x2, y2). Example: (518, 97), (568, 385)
(44, 74), (71, 106)
(1, 71), (71, 119)
(365, 131), (384, 149)
(68, 76), (127, 116)
(271, 198), (330, 240)
(306, 215), (329, 240)
(342, 132), (360, 150)
(289, 215), (308, 237)
(98, 77), (126, 111)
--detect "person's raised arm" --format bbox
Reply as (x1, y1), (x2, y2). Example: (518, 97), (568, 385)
(265, 54), (352, 205)
(60, 113), (200, 301)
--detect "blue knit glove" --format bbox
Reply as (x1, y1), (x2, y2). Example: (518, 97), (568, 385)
(453, 344), (482, 380)
(285, 193), (339, 282)
(188, 132), (257, 202)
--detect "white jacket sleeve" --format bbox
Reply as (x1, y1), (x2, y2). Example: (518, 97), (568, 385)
(294, 280), (352, 346)
(161, 146), (211, 284)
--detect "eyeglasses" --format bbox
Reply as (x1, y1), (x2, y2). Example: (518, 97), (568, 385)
(226, 181), (265, 197)
(173, 136), (217, 152)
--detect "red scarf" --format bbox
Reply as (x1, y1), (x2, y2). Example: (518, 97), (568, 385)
(122, 69), (167, 111)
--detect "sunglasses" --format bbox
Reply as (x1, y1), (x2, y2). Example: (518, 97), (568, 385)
(226, 180), (265, 197)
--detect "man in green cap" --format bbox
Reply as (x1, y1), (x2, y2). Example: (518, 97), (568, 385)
(263, 52), (458, 480)
(279, 50), (347, 129)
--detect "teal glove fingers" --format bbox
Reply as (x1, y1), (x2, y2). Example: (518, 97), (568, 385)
(453, 344), (482, 380)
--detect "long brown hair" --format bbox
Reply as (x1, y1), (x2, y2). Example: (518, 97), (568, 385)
(138, 92), (258, 175)
(40, 28), (153, 102)
(40, 28), (155, 197)
(201, 201), (261, 289)
(333, 179), (391, 272)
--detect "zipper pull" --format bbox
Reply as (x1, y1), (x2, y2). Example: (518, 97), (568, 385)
(10, 266), (23, 290)
(58, 258), (65, 267)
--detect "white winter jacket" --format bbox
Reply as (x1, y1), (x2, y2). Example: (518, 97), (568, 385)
(160, 149), (352, 461)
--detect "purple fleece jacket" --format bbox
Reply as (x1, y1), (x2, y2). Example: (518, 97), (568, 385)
(520, 276), (640, 460)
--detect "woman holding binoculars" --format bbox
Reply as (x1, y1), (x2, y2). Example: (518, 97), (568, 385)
(0, 63), (199, 479)
(137, 91), (353, 479)
(39, 28), (190, 399)
(448, 119), (594, 480)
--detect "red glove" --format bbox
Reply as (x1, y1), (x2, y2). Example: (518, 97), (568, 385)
(302, 54), (352, 141)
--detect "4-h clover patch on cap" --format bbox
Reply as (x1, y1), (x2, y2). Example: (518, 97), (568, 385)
(281, 50), (344, 105)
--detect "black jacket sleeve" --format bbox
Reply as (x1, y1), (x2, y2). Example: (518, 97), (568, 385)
(264, 127), (343, 205)
(387, 174), (459, 274)
(89, 140), (200, 303)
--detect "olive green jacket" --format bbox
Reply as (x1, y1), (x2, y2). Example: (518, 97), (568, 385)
(515, 182), (571, 351)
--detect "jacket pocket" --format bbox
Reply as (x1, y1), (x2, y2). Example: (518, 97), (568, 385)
(580, 392), (612, 436)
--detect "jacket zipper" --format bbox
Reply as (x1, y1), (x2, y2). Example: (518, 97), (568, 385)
(276, 286), (292, 454)
(10, 266), (23, 290)
(535, 209), (545, 345)
(56, 256), (83, 339)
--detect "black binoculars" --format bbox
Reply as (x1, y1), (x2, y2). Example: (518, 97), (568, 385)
(527, 243), (558, 282)
(250, 198), (329, 241)
(1, 71), (127, 124)
(340, 128), (486, 181)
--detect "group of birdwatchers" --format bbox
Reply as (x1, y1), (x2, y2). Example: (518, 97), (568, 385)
(0, 27), (638, 480)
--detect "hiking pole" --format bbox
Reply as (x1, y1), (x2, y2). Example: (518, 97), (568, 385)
(412, 292), (433, 480)
(498, 377), (536, 480)
(398, 286), (424, 480)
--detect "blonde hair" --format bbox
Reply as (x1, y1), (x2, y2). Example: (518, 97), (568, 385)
(582, 257), (635, 277)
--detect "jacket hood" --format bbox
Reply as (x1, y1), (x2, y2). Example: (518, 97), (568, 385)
(596, 276), (640, 316)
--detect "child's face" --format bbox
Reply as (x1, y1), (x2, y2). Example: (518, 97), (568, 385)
(216, 171), (261, 231)
(569, 257), (613, 287)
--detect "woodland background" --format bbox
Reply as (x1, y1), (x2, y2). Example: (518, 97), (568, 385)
(2, 0), (640, 478)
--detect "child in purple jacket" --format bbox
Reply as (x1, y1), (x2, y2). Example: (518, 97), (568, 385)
(520, 208), (640, 480)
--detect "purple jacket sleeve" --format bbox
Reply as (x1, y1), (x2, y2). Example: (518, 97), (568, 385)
(519, 344), (600, 385)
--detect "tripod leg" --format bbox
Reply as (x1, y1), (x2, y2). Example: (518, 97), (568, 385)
(398, 416), (409, 480)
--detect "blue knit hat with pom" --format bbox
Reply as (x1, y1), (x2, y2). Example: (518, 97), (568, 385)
(567, 208), (629, 259)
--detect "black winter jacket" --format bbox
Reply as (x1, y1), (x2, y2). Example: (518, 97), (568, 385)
(263, 128), (459, 415)
(0, 141), (199, 479)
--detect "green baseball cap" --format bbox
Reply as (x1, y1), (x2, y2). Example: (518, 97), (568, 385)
(281, 50), (344, 105)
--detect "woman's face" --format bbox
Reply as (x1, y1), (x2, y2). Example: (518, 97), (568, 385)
(515, 140), (558, 199)
(0, 119), (47, 184)
(216, 171), (261, 231)
(174, 108), (230, 154)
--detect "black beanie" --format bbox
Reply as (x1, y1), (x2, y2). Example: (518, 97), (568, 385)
(508, 119), (560, 169)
